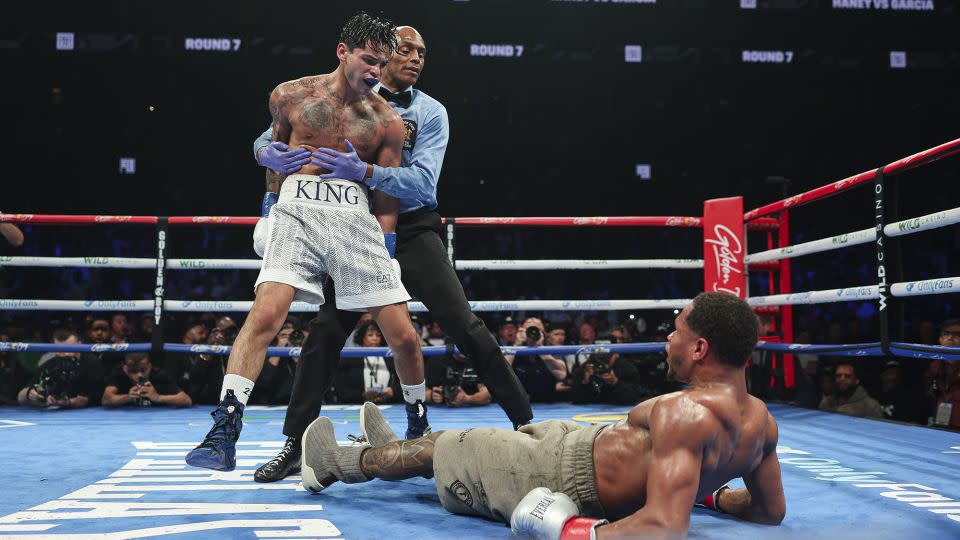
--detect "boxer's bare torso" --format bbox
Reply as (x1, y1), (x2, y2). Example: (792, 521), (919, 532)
(593, 386), (776, 520)
(269, 72), (404, 224)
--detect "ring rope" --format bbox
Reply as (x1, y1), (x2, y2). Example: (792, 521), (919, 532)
(0, 256), (156, 269)
(5, 281), (956, 310)
(883, 206), (960, 238)
(744, 137), (960, 221)
(0, 298), (693, 312)
(749, 286), (879, 306)
(745, 205), (960, 264)
(0, 214), (704, 228)
(455, 259), (703, 271)
(5, 340), (957, 360)
(746, 227), (875, 264)
(0, 341), (667, 358)
(0, 257), (705, 271)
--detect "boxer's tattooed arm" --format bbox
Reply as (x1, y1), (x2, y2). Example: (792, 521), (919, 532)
(359, 432), (441, 480)
(269, 85), (295, 144)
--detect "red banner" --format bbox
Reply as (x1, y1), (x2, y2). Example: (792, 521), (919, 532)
(703, 197), (746, 299)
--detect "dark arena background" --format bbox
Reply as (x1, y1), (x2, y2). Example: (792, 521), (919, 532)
(2, 1), (960, 539)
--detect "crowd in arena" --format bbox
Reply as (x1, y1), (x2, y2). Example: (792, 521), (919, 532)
(2, 310), (957, 431)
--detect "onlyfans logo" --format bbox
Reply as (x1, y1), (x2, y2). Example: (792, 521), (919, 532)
(705, 225), (743, 295)
(906, 280), (954, 293)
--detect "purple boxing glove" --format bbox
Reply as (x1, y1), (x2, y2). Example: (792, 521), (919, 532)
(258, 142), (310, 174)
(311, 139), (369, 182)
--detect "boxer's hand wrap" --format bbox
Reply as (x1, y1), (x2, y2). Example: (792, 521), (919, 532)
(696, 484), (730, 512)
(253, 193), (278, 258)
(384, 232), (397, 258)
(511, 487), (589, 540)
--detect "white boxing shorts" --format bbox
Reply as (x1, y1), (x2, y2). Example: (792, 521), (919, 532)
(254, 174), (410, 311)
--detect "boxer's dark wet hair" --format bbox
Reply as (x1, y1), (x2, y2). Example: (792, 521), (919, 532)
(340, 11), (398, 57)
(686, 292), (759, 367)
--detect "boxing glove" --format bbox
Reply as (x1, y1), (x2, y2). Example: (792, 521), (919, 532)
(510, 487), (608, 540)
(253, 192), (278, 257)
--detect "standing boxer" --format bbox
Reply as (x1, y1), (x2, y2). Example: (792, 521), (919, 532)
(252, 25), (532, 482)
(186, 12), (427, 472)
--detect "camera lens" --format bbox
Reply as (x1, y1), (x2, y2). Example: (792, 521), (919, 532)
(526, 327), (541, 342)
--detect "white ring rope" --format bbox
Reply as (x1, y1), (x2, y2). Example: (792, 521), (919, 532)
(0, 257), (262, 270)
(0, 298), (692, 312)
(745, 205), (960, 264)
(890, 276), (960, 297)
(750, 276), (960, 306)
(0, 257), (702, 271)
(746, 228), (875, 264)
(0, 256), (156, 268)
(748, 286), (879, 306)
(166, 259), (262, 270)
(455, 259), (703, 270)
(884, 206), (960, 238)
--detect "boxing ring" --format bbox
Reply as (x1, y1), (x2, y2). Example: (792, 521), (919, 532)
(2, 136), (960, 538)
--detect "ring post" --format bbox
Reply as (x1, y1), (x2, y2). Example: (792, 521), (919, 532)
(778, 209), (794, 390)
(703, 197), (746, 299)
(446, 217), (456, 266)
(873, 168), (891, 356)
(152, 217), (168, 363)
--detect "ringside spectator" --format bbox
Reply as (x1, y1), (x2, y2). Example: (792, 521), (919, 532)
(102, 353), (191, 408)
(332, 320), (400, 404)
(819, 362), (881, 418)
(926, 319), (960, 428)
(505, 317), (567, 402)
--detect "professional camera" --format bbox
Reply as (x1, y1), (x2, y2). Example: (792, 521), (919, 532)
(442, 366), (479, 404)
(525, 326), (541, 343)
(35, 356), (81, 401)
(583, 359), (611, 396)
(222, 325), (240, 345)
(584, 338), (613, 396)
(289, 329), (305, 347)
(124, 363), (153, 407)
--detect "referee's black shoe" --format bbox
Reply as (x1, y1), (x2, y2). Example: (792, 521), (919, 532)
(254, 436), (301, 482)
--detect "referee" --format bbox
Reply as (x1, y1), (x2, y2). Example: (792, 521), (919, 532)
(251, 26), (532, 482)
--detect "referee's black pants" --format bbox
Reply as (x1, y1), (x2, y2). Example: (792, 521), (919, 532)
(282, 209), (533, 439)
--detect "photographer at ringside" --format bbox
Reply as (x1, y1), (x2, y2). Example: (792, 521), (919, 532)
(102, 352), (191, 408)
(173, 325), (239, 405)
(258, 318), (308, 405)
(569, 330), (656, 405)
(426, 348), (492, 408)
(17, 328), (101, 409)
(505, 317), (567, 403)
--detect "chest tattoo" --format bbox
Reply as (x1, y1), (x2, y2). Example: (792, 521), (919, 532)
(299, 99), (338, 132)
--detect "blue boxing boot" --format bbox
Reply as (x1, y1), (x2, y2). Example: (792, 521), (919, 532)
(185, 390), (244, 471)
(405, 400), (431, 440)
